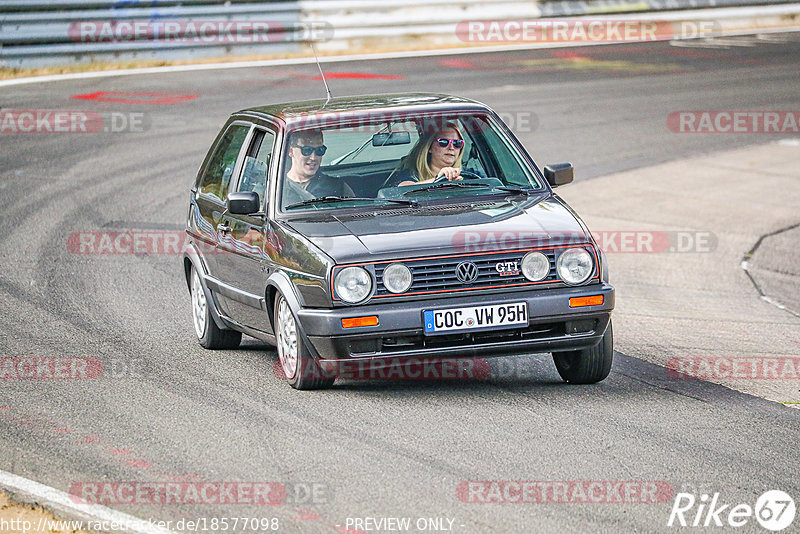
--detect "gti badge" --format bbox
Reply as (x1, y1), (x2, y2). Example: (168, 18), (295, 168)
(495, 261), (520, 276)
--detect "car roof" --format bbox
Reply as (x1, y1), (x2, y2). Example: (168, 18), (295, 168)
(237, 93), (492, 125)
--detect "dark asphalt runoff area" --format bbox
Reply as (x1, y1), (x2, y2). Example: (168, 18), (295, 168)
(1, 34), (799, 533)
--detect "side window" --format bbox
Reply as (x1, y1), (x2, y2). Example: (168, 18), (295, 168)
(237, 128), (276, 209)
(198, 124), (249, 203)
(481, 123), (533, 186)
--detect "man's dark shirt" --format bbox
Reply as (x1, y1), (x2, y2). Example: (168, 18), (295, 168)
(305, 173), (354, 197)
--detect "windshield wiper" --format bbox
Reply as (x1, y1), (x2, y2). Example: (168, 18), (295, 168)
(493, 186), (537, 196)
(402, 182), (490, 195)
(285, 196), (418, 209)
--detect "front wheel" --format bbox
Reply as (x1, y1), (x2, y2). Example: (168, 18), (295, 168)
(274, 294), (334, 390)
(190, 265), (241, 350)
(553, 321), (613, 384)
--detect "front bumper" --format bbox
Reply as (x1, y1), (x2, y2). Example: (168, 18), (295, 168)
(297, 283), (614, 365)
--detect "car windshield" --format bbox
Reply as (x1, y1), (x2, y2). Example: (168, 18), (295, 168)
(278, 112), (543, 211)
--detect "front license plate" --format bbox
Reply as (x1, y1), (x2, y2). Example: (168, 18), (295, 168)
(423, 302), (528, 334)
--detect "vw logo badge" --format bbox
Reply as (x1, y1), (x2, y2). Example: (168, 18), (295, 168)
(455, 261), (479, 283)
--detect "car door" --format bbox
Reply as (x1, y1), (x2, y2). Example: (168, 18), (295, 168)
(215, 126), (277, 332)
(193, 121), (252, 318)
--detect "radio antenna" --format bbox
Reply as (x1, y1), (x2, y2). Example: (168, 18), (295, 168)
(310, 43), (332, 107)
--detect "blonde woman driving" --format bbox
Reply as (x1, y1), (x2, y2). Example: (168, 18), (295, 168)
(384, 122), (468, 187)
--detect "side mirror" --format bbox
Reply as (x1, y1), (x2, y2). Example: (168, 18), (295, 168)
(228, 191), (261, 215)
(543, 163), (574, 187)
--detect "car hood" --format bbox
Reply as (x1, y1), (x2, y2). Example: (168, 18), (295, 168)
(285, 195), (589, 264)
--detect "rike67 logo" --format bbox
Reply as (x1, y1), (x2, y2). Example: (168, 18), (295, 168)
(668, 490), (796, 531)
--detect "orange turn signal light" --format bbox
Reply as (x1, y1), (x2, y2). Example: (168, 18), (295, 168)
(341, 316), (379, 328)
(569, 295), (604, 308)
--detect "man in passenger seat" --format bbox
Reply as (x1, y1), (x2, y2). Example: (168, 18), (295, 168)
(283, 130), (354, 206)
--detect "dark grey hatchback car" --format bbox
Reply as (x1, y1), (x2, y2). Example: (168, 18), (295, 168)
(183, 93), (614, 389)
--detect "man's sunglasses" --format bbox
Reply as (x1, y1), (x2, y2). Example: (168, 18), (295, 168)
(295, 145), (327, 157)
(436, 138), (464, 149)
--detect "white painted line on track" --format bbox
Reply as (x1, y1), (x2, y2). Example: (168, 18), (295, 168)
(0, 468), (175, 534)
(1, 5), (799, 88)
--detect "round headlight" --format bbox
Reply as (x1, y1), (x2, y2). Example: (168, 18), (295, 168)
(334, 266), (372, 303)
(556, 248), (594, 285)
(382, 263), (412, 294)
(521, 251), (550, 282)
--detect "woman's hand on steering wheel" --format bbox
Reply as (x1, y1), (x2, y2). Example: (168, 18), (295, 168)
(433, 168), (482, 183)
(433, 167), (461, 183)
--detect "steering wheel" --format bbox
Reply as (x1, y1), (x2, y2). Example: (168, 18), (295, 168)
(432, 169), (483, 183)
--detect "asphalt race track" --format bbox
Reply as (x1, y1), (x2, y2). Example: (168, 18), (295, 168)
(1, 35), (800, 533)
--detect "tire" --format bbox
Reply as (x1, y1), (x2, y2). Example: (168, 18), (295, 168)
(553, 320), (613, 384)
(190, 265), (242, 350)
(274, 294), (335, 390)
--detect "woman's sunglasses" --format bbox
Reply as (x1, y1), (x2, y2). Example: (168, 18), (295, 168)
(436, 138), (464, 149)
(295, 145), (327, 157)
